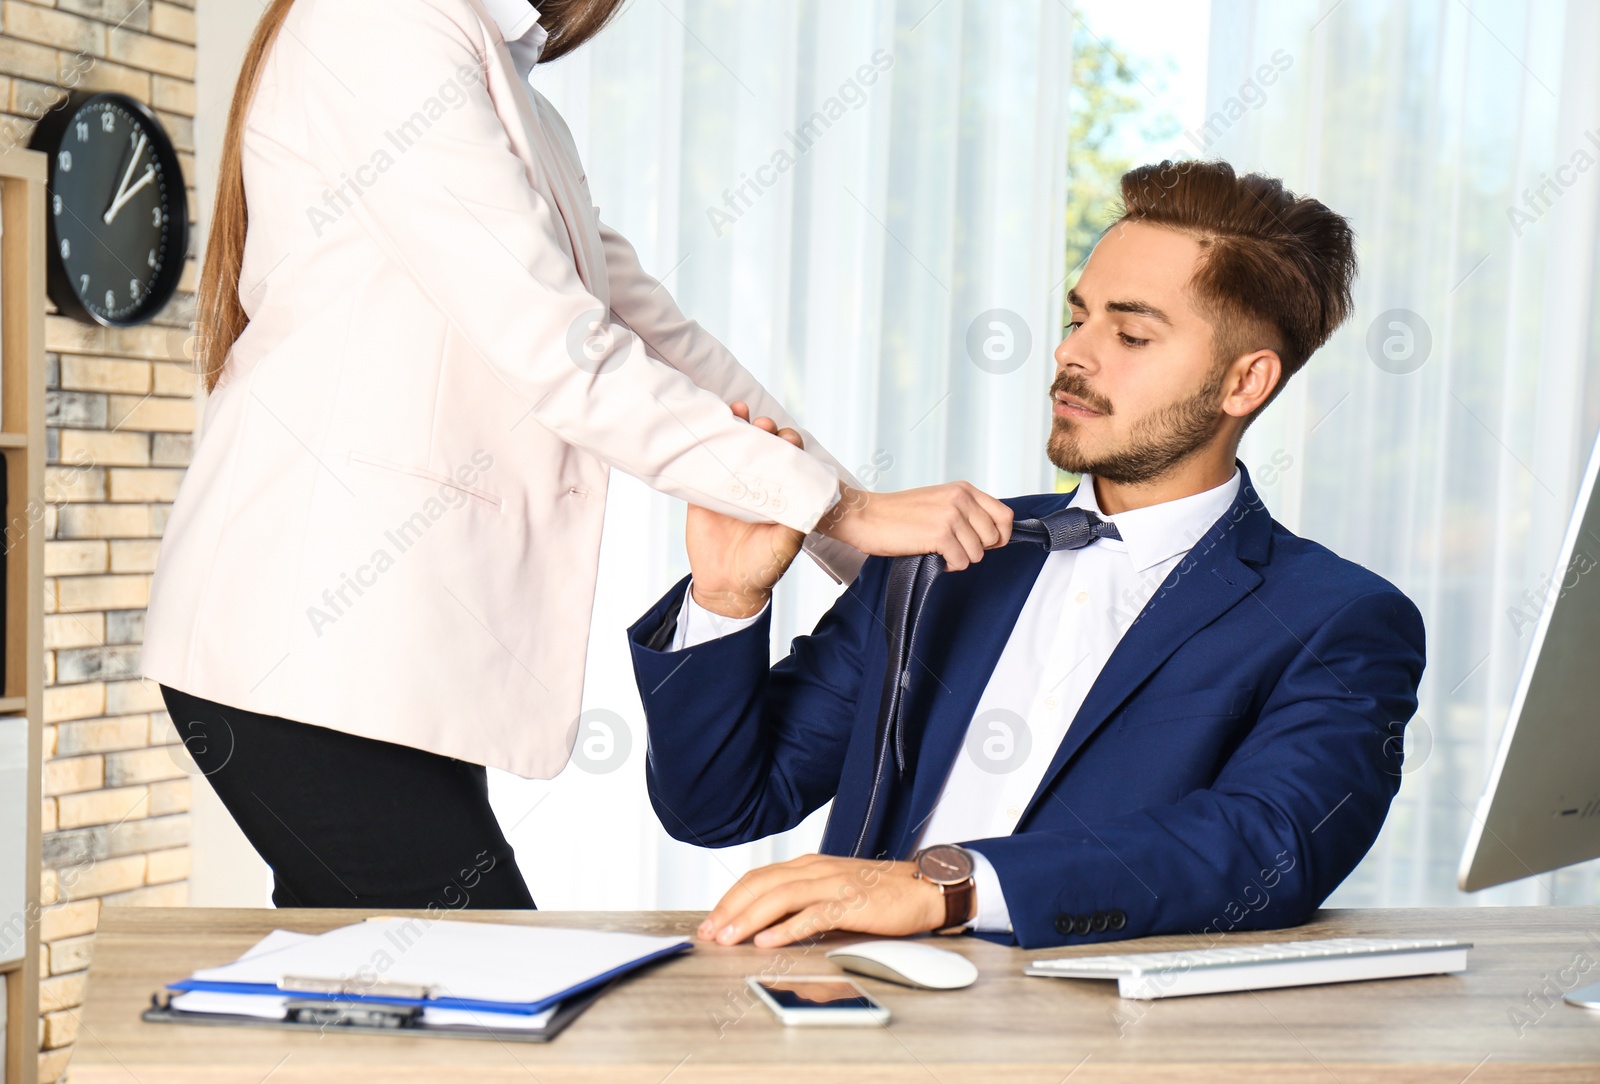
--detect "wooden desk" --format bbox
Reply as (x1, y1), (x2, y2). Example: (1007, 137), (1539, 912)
(72, 906), (1600, 1082)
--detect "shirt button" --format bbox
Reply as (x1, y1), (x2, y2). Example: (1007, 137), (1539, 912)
(1075, 591), (1088, 604)
(1044, 695), (1060, 710)
(1006, 806), (1021, 820)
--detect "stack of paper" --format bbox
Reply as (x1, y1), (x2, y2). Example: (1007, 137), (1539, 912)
(159, 918), (691, 1038)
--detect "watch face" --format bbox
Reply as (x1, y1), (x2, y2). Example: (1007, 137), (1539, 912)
(34, 92), (189, 327)
(917, 844), (974, 886)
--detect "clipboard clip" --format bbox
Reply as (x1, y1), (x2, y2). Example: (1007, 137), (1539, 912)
(282, 974), (439, 1000)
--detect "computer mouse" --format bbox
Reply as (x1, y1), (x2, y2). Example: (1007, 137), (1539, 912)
(826, 939), (979, 990)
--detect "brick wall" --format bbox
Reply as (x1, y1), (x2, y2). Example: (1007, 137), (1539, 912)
(0, 1), (198, 1080)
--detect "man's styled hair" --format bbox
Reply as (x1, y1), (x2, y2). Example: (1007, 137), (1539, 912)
(1116, 160), (1357, 419)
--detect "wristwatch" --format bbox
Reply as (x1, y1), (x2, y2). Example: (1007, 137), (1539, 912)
(912, 844), (977, 934)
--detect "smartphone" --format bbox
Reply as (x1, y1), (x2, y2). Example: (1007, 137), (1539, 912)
(746, 975), (891, 1026)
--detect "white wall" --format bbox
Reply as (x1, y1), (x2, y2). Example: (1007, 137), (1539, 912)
(186, 0), (273, 908)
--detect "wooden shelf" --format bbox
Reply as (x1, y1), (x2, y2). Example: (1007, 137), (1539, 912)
(0, 143), (47, 1084)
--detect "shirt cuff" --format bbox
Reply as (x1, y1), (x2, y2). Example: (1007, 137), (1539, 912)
(671, 579), (770, 651)
(965, 847), (1014, 935)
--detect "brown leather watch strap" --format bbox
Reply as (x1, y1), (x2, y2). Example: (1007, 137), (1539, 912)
(938, 877), (976, 933)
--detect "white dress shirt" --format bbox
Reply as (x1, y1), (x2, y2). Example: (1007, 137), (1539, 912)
(671, 469), (1241, 934)
(479, 0), (549, 77)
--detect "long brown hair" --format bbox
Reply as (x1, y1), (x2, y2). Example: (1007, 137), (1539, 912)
(197, 0), (627, 393)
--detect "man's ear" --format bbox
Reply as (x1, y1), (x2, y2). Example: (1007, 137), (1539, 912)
(1222, 349), (1282, 419)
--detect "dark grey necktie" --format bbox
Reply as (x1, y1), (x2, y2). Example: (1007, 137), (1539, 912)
(849, 505), (1121, 857)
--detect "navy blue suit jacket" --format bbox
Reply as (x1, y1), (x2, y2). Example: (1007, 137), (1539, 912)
(627, 462), (1426, 949)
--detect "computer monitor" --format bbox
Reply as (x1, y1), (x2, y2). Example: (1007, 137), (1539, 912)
(1458, 428), (1600, 893)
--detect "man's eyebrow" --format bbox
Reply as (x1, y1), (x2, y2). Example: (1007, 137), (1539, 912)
(1067, 289), (1171, 326)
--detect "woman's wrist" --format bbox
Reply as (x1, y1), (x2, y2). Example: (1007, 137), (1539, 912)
(689, 582), (773, 620)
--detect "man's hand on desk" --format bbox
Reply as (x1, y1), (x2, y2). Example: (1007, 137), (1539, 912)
(697, 855), (964, 948)
(686, 403), (808, 619)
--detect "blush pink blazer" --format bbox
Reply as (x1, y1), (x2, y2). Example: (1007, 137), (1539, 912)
(142, 0), (865, 777)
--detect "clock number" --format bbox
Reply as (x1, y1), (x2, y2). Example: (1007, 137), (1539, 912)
(104, 289), (115, 310)
(147, 249), (157, 269)
(75, 121), (88, 142)
(101, 111), (115, 133)
(58, 150), (71, 172)
(129, 279), (140, 299)
(52, 194), (61, 215)
(152, 206), (161, 227)
(59, 239), (70, 259)
(79, 274), (89, 293)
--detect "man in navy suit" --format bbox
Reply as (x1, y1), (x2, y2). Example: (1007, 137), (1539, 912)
(627, 160), (1425, 950)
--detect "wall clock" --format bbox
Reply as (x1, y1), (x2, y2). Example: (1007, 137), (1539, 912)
(30, 91), (188, 327)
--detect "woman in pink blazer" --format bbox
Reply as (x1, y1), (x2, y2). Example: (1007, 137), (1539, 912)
(141, 0), (1013, 909)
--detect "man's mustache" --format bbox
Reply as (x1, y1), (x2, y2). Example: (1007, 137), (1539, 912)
(1051, 373), (1114, 416)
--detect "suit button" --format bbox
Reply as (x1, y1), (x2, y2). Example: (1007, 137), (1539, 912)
(1072, 914), (1093, 935)
(1054, 914), (1074, 936)
(1090, 911), (1109, 933)
(1107, 909), (1127, 931)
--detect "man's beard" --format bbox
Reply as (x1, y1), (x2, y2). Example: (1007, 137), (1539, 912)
(1046, 364), (1229, 485)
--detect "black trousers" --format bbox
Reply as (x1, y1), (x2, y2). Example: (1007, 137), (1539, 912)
(160, 685), (535, 910)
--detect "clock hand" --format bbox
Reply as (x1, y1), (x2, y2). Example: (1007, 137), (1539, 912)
(104, 165), (155, 225)
(103, 132), (148, 224)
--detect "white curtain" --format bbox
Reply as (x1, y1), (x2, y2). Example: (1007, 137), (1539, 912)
(488, 0), (1074, 909)
(1210, 0), (1600, 906)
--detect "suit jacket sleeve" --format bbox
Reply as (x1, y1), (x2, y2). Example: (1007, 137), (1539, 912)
(596, 218), (867, 585)
(295, 0), (842, 534)
(628, 561), (887, 845)
(966, 589), (1427, 949)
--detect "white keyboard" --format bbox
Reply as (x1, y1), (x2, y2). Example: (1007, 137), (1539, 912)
(1025, 936), (1471, 999)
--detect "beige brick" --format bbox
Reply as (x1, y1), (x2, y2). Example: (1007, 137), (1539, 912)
(107, 812), (188, 856)
(56, 714), (147, 756)
(0, 32), (61, 82)
(45, 465), (106, 503)
(11, 76), (62, 118)
(57, 852), (145, 900)
(148, 712), (177, 745)
(109, 538), (161, 572)
(46, 650), (56, 684)
(56, 784), (147, 829)
(60, 355), (151, 394)
(61, 428), (152, 467)
(2, 3), (107, 58)
(107, 25), (192, 78)
(70, 54), (152, 98)
(105, 745), (186, 786)
(44, 754), (104, 796)
(149, 1), (194, 43)
(150, 432), (190, 467)
(178, 259), (197, 293)
(105, 322), (184, 360)
(40, 867), (57, 906)
(56, 502), (151, 538)
(48, 933), (96, 976)
(151, 360), (198, 397)
(55, 573), (149, 612)
(40, 898), (99, 942)
(107, 393), (193, 432)
(45, 611), (105, 651)
(103, 879), (188, 907)
(44, 578), (56, 614)
(42, 1008), (80, 1050)
(46, 316), (105, 355)
(145, 846), (189, 884)
(38, 1046), (73, 1084)
(151, 73), (193, 115)
(58, 0), (151, 29)
(41, 796), (57, 833)
(44, 681), (105, 723)
(147, 777), (189, 815)
(107, 467), (183, 502)
(44, 540), (108, 576)
(39, 972), (87, 1014)
(106, 679), (164, 715)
